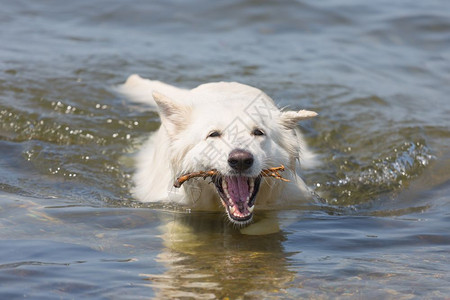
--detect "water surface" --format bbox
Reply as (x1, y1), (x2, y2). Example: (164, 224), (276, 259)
(1, 0), (450, 298)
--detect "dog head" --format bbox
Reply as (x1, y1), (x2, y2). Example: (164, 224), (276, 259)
(153, 82), (316, 225)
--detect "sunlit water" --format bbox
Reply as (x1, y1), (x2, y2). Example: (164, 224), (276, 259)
(1, 0), (450, 298)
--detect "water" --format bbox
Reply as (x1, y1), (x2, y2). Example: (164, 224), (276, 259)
(1, 0), (450, 298)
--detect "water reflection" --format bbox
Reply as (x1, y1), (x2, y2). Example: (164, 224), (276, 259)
(141, 212), (298, 299)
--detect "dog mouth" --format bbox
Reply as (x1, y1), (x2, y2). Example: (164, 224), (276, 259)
(214, 175), (261, 224)
(173, 166), (287, 225)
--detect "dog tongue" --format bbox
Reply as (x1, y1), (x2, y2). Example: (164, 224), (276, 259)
(226, 176), (250, 212)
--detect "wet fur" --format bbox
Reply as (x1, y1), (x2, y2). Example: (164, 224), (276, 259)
(118, 75), (317, 215)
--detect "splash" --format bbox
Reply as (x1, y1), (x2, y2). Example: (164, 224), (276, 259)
(319, 141), (434, 205)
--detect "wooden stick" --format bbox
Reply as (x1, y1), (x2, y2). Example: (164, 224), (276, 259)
(173, 170), (218, 188)
(260, 165), (290, 182)
(173, 165), (289, 188)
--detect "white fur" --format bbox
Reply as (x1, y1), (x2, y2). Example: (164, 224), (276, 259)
(118, 74), (318, 212)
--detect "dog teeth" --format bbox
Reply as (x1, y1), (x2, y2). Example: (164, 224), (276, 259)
(249, 178), (254, 188)
(249, 178), (254, 195)
(220, 177), (256, 220)
(222, 179), (231, 199)
(228, 204), (254, 217)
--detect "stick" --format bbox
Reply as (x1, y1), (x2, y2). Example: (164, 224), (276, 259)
(260, 165), (290, 182)
(173, 165), (289, 188)
(173, 170), (218, 188)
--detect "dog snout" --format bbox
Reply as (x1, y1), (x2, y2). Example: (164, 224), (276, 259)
(228, 149), (254, 171)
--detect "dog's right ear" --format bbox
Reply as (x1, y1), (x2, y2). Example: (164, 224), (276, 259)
(152, 91), (191, 135)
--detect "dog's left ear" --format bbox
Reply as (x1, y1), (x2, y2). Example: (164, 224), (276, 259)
(152, 91), (191, 135)
(279, 110), (318, 129)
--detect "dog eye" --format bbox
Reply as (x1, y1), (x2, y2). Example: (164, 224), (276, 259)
(252, 128), (265, 136)
(207, 130), (221, 138)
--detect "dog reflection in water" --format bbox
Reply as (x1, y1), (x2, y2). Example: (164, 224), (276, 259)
(139, 212), (298, 299)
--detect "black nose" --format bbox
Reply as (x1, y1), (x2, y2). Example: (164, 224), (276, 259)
(228, 149), (254, 171)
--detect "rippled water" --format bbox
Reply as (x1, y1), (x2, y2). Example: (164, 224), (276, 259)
(1, 0), (450, 298)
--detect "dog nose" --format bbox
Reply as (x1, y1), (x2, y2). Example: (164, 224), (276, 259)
(228, 149), (254, 171)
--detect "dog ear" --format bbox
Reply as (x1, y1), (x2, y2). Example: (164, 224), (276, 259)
(279, 110), (317, 129)
(152, 91), (191, 135)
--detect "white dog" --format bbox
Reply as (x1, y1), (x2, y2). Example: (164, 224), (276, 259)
(119, 75), (318, 225)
